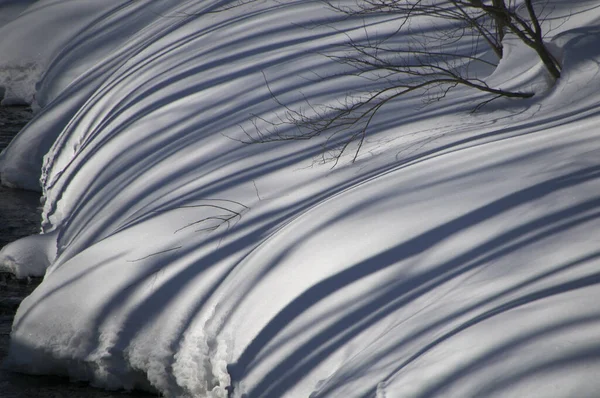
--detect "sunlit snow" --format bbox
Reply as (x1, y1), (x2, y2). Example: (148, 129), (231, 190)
(1, 1), (600, 397)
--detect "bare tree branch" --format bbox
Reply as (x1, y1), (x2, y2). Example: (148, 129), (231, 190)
(240, 0), (562, 164)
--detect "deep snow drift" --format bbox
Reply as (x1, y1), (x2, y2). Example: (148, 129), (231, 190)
(2, 1), (600, 397)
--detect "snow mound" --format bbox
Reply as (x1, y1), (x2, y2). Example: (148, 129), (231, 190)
(2, 0), (600, 397)
(0, 232), (56, 278)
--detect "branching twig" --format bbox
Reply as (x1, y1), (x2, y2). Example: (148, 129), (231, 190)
(237, 0), (559, 165)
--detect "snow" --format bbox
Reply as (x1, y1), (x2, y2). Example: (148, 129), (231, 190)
(0, 231), (55, 278)
(1, 0), (600, 397)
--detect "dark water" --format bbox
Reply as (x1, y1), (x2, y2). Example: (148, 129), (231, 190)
(0, 106), (156, 397)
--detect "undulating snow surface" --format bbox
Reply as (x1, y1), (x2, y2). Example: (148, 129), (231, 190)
(2, 1), (600, 397)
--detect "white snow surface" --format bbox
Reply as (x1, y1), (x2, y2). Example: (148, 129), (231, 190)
(1, 1), (600, 397)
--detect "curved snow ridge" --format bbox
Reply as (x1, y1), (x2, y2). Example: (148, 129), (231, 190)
(4, 0), (600, 397)
(0, 0), (132, 105)
(0, 0), (183, 191)
(36, 1), (351, 259)
(0, 231), (57, 278)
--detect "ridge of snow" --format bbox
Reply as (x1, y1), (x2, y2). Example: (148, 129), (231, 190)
(1, 0), (600, 396)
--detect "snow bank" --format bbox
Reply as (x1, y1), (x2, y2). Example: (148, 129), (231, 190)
(0, 0), (127, 104)
(3, 0), (600, 397)
(0, 231), (56, 278)
(0, 0), (181, 190)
